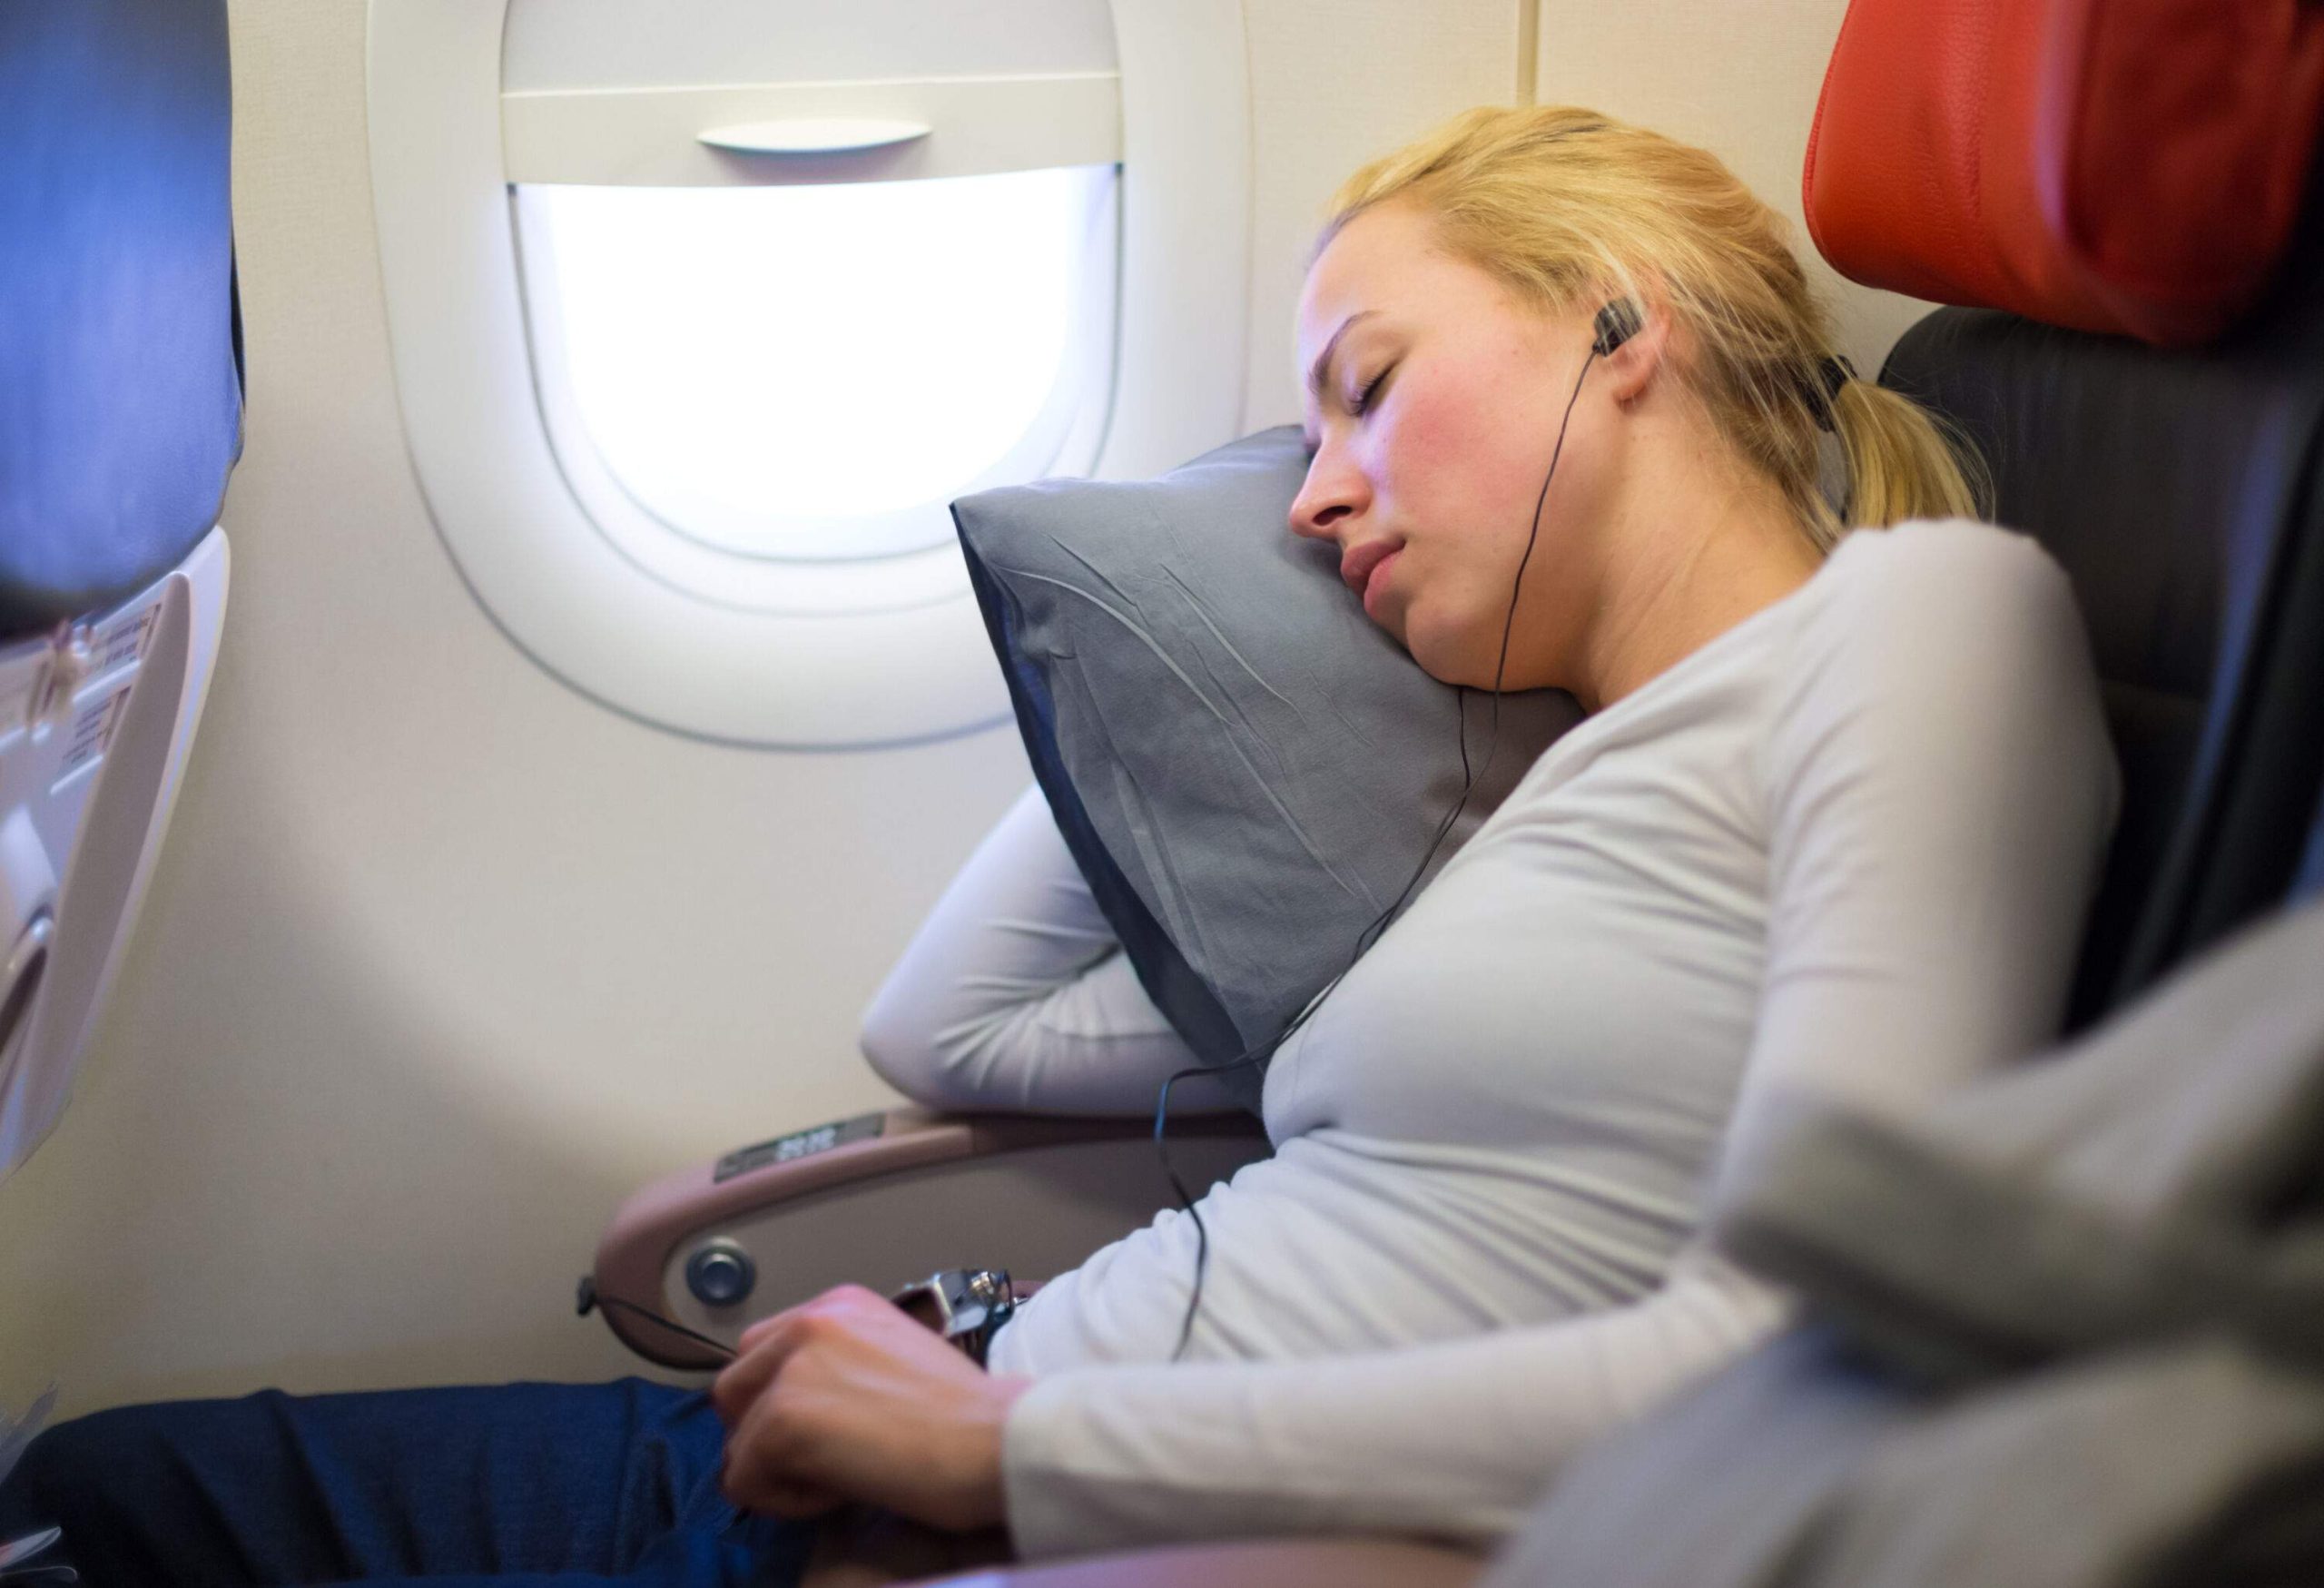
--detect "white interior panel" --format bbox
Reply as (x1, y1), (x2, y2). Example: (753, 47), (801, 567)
(1239, 0), (1529, 430)
(0, 534), (230, 1182)
(504, 74), (1123, 188)
(503, 0), (1119, 94)
(1532, 0), (1935, 375)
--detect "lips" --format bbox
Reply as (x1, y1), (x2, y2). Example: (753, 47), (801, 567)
(1340, 539), (1403, 602)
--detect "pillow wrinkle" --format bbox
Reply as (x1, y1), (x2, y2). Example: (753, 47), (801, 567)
(1158, 562), (1304, 715)
(1095, 735), (1213, 978)
(1097, 572), (1378, 909)
(1009, 566), (1239, 733)
(1101, 752), (1254, 1041)
(1177, 613), (1301, 788)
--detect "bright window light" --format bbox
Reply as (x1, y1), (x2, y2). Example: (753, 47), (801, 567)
(517, 165), (1115, 561)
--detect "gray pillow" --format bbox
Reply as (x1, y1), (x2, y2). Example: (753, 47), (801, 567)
(953, 426), (1580, 1104)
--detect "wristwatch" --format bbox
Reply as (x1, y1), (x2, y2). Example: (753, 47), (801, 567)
(888, 1267), (1017, 1366)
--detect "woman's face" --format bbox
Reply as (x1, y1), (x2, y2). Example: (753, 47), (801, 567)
(1291, 202), (1621, 690)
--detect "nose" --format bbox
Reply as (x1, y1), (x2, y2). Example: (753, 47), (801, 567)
(1289, 440), (1367, 541)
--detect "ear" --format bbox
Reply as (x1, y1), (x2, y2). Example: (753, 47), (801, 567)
(1597, 300), (1671, 406)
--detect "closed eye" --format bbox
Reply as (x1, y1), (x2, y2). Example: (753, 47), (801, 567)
(1353, 366), (1391, 416)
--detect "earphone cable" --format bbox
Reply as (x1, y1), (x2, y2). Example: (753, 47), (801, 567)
(579, 1287), (740, 1365)
(1155, 346), (1606, 1361)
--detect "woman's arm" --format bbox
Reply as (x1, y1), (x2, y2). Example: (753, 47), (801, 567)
(1713, 524), (2119, 1202)
(860, 784), (1242, 1117)
(711, 1252), (1782, 1544)
(1000, 1246), (1787, 1551)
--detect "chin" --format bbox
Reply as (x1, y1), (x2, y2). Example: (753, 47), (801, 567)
(1399, 621), (1488, 690)
(1393, 601), (1498, 690)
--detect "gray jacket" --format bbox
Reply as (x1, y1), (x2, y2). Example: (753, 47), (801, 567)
(1489, 897), (2324, 1588)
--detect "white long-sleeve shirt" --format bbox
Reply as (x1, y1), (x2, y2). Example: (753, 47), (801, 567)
(861, 520), (2120, 1558)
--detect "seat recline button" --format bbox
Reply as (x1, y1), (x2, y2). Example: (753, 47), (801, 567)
(685, 1241), (756, 1307)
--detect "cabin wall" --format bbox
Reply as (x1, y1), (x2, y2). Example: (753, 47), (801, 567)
(0, 0), (1925, 1417)
(1533, 0), (1930, 370)
(1239, 4), (1528, 428)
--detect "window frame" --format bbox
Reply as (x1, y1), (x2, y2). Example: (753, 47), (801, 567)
(366, 0), (1250, 749)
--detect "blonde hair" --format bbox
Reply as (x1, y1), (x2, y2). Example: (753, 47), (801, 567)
(1324, 105), (1985, 550)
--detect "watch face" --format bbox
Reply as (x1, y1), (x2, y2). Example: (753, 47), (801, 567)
(890, 1270), (1015, 1363)
(889, 1278), (953, 1334)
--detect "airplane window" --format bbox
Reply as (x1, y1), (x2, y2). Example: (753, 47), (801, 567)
(515, 165), (1118, 567)
(365, 0), (1243, 745)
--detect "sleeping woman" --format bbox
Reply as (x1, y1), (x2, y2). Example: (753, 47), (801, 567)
(1, 105), (2117, 1583)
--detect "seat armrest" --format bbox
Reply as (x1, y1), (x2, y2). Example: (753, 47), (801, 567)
(912, 1539), (1483, 1588)
(593, 1107), (1270, 1366)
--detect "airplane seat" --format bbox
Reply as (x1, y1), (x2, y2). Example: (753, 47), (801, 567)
(1876, 154), (2324, 1033)
(0, 0), (238, 1181)
(2299, 782), (2324, 906)
(1804, 0), (2324, 1035)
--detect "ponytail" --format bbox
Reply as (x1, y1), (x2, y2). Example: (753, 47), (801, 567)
(1819, 378), (1989, 539)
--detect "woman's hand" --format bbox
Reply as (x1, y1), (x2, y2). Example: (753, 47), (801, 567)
(711, 1284), (1033, 1532)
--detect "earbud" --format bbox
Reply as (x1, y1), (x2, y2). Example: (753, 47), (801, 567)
(1591, 298), (1643, 357)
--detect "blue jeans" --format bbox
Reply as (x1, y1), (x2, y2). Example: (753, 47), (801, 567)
(0, 1378), (812, 1586)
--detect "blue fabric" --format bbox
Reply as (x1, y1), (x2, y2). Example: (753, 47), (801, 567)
(0, 1378), (812, 1586)
(0, 0), (245, 633)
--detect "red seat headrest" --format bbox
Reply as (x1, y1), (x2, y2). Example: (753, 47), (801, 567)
(1805, 0), (2324, 348)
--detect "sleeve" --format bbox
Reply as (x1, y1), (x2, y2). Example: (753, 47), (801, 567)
(1002, 1247), (1791, 1553)
(859, 784), (1241, 1117)
(1709, 522), (2120, 1203)
(996, 522), (2122, 1557)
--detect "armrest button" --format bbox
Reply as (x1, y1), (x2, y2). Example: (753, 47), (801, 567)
(684, 1242), (757, 1308)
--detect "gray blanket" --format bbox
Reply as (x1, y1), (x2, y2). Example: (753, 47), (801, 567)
(1487, 898), (2324, 1588)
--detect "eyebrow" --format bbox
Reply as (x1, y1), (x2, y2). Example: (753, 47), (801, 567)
(1305, 311), (1378, 402)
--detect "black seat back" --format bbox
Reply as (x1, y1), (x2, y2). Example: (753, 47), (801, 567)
(2296, 790), (2324, 909)
(1882, 168), (2324, 1031)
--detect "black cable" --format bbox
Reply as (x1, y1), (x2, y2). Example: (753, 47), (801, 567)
(578, 1286), (740, 1364)
(1156, 345), (1606, 1361)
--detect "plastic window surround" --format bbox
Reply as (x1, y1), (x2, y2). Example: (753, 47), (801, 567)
(367, 0), (1251, 749)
